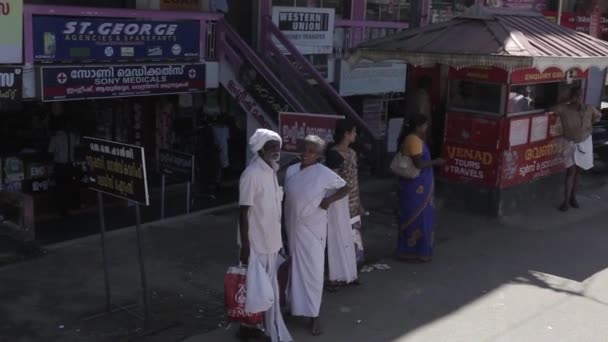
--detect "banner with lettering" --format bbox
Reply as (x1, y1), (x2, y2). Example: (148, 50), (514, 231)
(83, 137), (149, 205)
(500, 138), (564, 188)
(33, 15), (200, 62)
(441, 143), (500, 188)
(41, 64), (205, 101)
(279, 112), (344, 153)
(0, 67), (22, 111)
(272, 6), (335, 54)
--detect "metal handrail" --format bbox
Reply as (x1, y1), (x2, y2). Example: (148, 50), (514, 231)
(263, 16), (380, 141)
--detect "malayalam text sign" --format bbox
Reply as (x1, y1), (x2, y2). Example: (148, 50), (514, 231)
(83, 137), (149, 205)
(279, 112), (344, 153)
(0, 66), (22, 111)
(33, 16), (200, 62)
(41, 64), (205, 101)
(0, 0), (23, 63)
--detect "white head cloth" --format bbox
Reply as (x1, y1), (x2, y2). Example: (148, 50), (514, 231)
(249, 128), (282, 153)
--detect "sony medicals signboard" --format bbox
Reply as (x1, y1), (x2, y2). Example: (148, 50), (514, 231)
(272, 6), (334, 55)
(33, 16), (200, 63)
(0, 0), (23, 63)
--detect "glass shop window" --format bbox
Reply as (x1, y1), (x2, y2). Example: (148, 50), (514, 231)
(448, 80), (505, 115)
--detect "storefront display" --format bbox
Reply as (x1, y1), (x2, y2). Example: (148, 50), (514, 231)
(441, 66), (588, 189)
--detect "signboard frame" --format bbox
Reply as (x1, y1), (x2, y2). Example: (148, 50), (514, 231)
(83, 136), (150, 206)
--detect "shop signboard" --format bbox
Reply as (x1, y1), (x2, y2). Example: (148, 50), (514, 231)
(0, 0), (23, 63)
(158, 148), (194, 183)
(0, 67), (22, 111)
(486, 0), (547, 11)
(40, 64), (205, 101)
(33, 16), (200, 63)
(510, 67), (587, 85)
(339, 62), (406, 96)
(239, 61), (293, 121)
(449, 66), (509, 84)
(83, 137), (149, 205)
(272, 6), (335, 55)
(279, 112), (344, 153)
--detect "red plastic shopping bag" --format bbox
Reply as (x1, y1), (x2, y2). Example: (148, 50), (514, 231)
(224, 266), (263, 325)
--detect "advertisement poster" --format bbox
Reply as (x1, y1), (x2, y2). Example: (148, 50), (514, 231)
(441, 143), (499, 188)
(0, 0), (23, 63)
(501, 138), (564, 188)
(83, 137), (149, 205)
(41, 64), (205, 101)
(279, 112), (344, 153)
(0, 67), (22, 111)
(272, 6), (335, 54)
(33, 16), (200, 62)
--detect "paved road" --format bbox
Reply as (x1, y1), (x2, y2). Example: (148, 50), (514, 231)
(1, 176), (607, 341)
(191, 177), (608, 342)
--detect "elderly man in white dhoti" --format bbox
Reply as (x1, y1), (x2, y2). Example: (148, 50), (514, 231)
(284, 135), (350, 336)
(238, 128), (293, 342)
(553, 86), (603, 212)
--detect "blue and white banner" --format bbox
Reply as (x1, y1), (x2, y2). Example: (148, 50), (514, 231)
(33, 16), (200, 63)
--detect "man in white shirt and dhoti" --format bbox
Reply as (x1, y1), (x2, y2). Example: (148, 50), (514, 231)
(284, 135), (350, 336)
(238, 129), (292, 342)
(553, 86), (603, 212)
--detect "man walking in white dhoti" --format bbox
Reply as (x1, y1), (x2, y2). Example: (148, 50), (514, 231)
(238, 129), (292, 342)
(284, 135), (350, 336)
(553, 86), (603, 212)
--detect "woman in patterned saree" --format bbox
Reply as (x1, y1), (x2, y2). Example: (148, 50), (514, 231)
(396, 114), (444, 262)
(326, 120), (365, 266)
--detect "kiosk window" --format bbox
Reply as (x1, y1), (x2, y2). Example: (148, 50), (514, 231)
(448, 80), (504, 114)
(508, 80), (584, 114)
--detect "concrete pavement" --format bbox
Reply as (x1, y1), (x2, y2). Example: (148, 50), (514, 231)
(1, 175), (608, 341)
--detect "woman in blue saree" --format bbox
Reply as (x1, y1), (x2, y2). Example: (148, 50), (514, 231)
(396, 114), (444, 262)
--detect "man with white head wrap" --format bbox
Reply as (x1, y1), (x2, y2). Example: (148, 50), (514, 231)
(238, 128), (293, 342)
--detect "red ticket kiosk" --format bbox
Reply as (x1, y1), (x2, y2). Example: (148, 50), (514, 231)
(439, 66), (588, 215)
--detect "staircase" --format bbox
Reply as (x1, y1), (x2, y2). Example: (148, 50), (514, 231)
(216, 18), (384, 173)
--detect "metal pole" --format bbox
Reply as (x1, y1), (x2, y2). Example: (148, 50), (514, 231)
(557, 0), (563, 26)
(186, 182), (191, 214)
(161, 174), (165, 220)
(134, 204), (150, 322)
(97, 192), (111, 313)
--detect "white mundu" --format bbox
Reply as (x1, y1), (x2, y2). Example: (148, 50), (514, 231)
(239, 141), (292, 342)
(284, 163), (346, 317)
(327, 195), (358, 283)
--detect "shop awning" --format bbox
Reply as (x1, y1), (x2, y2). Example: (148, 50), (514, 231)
(350, 5), (608, 72)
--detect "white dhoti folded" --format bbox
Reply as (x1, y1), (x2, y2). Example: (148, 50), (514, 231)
(245, 250), (293, 342)
(327, 196), (358, 283)
(563, 135), (594, 171)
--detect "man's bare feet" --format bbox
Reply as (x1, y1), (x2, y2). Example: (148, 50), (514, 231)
(310, 317), (323, 336)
